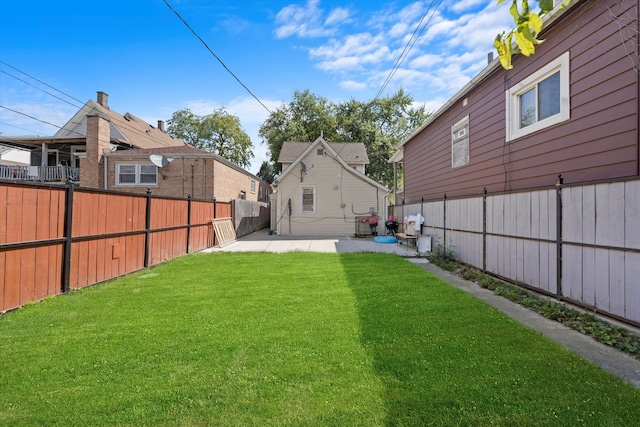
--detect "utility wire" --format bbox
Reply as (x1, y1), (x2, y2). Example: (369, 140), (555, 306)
(375, 0), (443, 100)
(1, 70), (83, 109)
(0, 105), (67, 132)
(0, 121), (41, 135)
(163, 0), (272, 115)
(0, 60), (85, 105)
(0, 61), (178, 144)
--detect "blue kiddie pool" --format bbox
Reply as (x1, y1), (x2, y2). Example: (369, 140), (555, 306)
(373, 235), (397, 244)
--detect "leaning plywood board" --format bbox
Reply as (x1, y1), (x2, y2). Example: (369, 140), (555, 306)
(212, 218), (236, 247)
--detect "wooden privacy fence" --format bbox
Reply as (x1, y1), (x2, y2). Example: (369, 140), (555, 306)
(0, 181), (231, 313)
(391, 176), (640, 327)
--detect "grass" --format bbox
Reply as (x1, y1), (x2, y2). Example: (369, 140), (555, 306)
(1, 252), (639, 426)
(427, 246), (640, 360)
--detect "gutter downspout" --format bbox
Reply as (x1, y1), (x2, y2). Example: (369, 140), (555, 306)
(103, 155), (108, 190)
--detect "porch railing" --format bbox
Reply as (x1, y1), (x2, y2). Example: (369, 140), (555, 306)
(0, 165), (80, 182)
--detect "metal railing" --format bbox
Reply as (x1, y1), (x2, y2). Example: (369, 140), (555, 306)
(0, 165), (79, 182)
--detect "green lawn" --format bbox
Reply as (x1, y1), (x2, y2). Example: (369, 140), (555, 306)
(1, 252), (639, 426)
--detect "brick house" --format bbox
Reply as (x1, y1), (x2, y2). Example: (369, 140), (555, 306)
(0, 91), (268, 202)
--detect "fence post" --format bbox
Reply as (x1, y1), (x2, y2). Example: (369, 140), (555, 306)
(443, 194), (447, 252)
(213, 197), (217, 246)
(420, 197), (424, 235)
(483, 187), (487, 273)
(186, 194), (192, 254)
(144, 189), (152, 268)
(61, 181), (74, 293)
(555, 175), (563, 297)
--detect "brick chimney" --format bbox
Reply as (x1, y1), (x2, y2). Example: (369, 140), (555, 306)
(81, 113), (111, 189)
(96, 91), (109, 109)
(157, 120), (165, 132)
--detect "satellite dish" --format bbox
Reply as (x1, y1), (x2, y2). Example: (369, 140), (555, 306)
(300, 161), (307, 173)
(149, 154), (172, 168)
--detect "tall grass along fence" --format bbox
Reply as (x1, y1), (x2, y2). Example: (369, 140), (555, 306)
(0, 181), (231, 313)
(391, 176), (640, 327)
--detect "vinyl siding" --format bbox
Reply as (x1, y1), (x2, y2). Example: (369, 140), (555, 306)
(403, 0), (639, 203)
(276, 147), (385, 235)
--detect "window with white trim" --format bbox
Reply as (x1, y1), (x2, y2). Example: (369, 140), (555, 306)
(451, 115), (469, 168)
(250, 179), (256, 194)
(116, 163), (157, 186)
(505, 52), (570, 142)
(301, 186), (316, 214)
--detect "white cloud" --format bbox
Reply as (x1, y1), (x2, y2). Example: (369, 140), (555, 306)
(449, 0), (490, 14)
(310, 33), (391, 72)
(339, 80), (367, 91)
(325, 7), (350, 26)
(274, 0), (350, 39)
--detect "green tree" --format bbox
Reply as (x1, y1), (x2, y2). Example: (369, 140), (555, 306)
(256, 160), (277, 184)
(495, 0), (570, 69)
(259, 89), (429, 189)
(335, 90), (428, 188)
(258, 90), (338, 166)
(167, 108), (254, 168)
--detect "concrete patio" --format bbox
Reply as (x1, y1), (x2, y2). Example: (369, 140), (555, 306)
(204, 229), (421, 255)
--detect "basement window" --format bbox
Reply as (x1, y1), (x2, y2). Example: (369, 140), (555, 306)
(506, 52), (570, 141)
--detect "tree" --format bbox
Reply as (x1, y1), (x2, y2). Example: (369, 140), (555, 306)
(335, 90), (428, 188)
(258, 90), (338, 166)
(256, 160), (277, 184)
(258, 89), (429, 189)
(167, 108), (254, 168)
(495, 0), (571, 70)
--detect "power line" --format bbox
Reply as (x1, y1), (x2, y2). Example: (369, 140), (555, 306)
(162, 0), (272, 115)
(375, 0), (443, 100)
(0, 121), (41, 135)
(0, 105), (66, 132)
(0, 60), (85, 105)
(0, 70), (83, 109)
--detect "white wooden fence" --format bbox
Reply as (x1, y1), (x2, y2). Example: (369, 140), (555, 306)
(392, 178), (640, 326)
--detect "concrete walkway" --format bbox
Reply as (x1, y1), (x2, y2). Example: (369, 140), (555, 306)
(205, 230), (640, 389)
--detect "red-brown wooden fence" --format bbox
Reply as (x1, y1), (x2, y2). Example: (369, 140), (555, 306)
(0, 181), (230, 312)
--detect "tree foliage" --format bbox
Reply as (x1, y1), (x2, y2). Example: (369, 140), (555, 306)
(258, 89), (428, 189)
(256, 160), (278, 184)
(167, 108), (254, 168)
(495, 0), (570, 69)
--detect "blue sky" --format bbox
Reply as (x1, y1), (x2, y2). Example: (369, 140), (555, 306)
(0, 0), (515, 173)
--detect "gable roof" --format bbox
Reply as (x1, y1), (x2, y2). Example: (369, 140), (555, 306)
(278, 141), (369, 164)
(275, 136), (387, 192)
(55, 99), (185, 149)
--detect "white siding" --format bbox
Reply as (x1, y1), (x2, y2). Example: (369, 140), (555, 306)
(276, 148), (386, 235)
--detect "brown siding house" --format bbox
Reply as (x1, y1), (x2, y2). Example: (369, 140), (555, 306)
(396, 0), (638, 203)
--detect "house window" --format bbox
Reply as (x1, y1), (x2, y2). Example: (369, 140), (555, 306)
(317, 148), (324, 155)
(506, 52), (570, 142)
(301, 186), (316, 214)
(451, 115), (470, 168)
(250, 179), (256, 194)
(116, 163), (157, 186)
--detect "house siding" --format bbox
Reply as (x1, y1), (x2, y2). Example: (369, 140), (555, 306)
(276, 147), (385, 235)
(403, 0), (639, 203)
